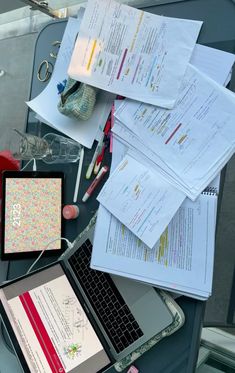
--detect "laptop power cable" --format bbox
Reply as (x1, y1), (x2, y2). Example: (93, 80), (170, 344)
(27, 237), (75, 274)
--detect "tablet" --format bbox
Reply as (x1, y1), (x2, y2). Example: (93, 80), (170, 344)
(1, 171), (64, 260)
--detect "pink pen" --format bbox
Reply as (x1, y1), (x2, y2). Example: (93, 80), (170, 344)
(82, 166), (109, 202)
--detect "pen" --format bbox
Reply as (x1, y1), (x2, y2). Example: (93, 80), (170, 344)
(82, 166), (109, 202)
(93, 119), (111, 175)
(86, 134), (104, 179)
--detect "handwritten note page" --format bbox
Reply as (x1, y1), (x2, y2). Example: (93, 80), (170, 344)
(115, 64), (235, 199)
(68, 0), (202, 109)
(97, 153), (185, 248)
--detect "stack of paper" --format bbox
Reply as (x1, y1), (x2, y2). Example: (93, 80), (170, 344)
(114, 64), (235, 200)
(84, 2), (235, 300)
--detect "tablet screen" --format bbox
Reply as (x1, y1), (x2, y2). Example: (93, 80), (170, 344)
(2, 172), (63, 258)
(0, 264), (112, 373)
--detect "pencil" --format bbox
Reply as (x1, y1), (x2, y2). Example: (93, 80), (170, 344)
(73, 147), (85, 203)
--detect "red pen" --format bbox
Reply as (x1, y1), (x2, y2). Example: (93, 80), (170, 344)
(82, 166), (109, 202)
(94, 119), (111, 175)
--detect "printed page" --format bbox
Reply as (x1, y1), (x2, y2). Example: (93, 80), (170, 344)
(112, 116), (191, 193)
(115, 64), (235, 198)
(27, 15), (114, 149)
(92, 193), (217, 300)
(68, 0), (202, 109)
(113, 112), (229, 200)
(7, 274), (105, 373)
(112, 104), (216, 198)
(97, 153), (185, 248)
(190, 44), (235, 86)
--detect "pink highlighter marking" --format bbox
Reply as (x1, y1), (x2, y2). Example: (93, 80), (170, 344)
(165, 123), (182, 145)
(117, 48), (128, 80)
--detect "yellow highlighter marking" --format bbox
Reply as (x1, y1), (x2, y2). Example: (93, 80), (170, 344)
(130, 11), (144, 52)
(121, 224), (125, 237)
(178, 135), (187, 144)
(87, 39), (97, 71)
(157, 228), (168, 266)
(144, 248), (148, 261)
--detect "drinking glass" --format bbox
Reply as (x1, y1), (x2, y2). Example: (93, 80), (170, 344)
(42, 133), (81, 164)
(10, 129), (50, 160)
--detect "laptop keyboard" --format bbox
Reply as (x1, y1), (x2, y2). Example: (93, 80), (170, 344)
(68, 239), (144, 353)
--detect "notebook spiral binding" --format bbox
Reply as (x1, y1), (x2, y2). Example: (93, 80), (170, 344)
(202, 186), (218, 195)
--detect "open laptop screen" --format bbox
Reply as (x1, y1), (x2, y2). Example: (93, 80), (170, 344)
(0, 263), (112, 373)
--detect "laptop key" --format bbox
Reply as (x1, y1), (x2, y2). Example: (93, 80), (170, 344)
(104, 282), (109, 289)
(104, 295), (110, 303)
(117, 342), (123, 353)
(129, 314), (135, 323)
(103, 314), (109, 323)
(101, 289), (107, 296)
(137, 328), (144, 337)
(98, 308), (105, 317)
(114, 336), (120, 344)
(120, 336), (128, 346)
(132, 321), (139, 330)
(107, 288), (113, 296)
(106, 308), (111, 316)
(116, 328), (123, 337)
(120, 323), (126, 331)
(131, 330), (138, 340)
(122, 316), (128, 324)
(113, 321), (118, 329)
(106, 321), (112, 330)
(109, 314), (115, 322)
(119, 309), (125, 317)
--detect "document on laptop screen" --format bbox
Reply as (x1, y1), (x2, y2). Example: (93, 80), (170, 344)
(1, 264), (111, 373)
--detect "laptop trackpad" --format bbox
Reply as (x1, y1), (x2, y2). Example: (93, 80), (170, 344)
(111, 274), (152, 305)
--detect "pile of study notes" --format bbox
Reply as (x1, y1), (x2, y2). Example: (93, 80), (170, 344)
(29, 0), (235, 300)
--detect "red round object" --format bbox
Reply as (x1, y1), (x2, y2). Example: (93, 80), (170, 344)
(62, 205), (79, 220)
(0, 150), (20, 198)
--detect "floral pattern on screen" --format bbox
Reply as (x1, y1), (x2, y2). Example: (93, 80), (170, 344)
(5, 178), (62, 253)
